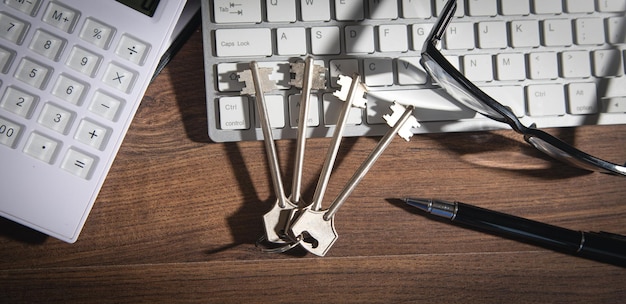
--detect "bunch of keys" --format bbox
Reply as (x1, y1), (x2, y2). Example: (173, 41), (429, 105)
(238, 57), (420, 256)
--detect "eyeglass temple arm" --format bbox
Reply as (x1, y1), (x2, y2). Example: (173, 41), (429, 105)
(432, 0), (458, 41)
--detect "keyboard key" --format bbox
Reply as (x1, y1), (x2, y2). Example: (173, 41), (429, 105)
(66, 46), (101, 77)
(89, 91), (123, 121)
(602, 97), (626, 113)
(411, 24), (433, 51)
(500, 0), (530, 15)
(115, 35), (149, 65)
(74, 119), (109, 150)
(0, 46), (14, 73)
(311, 26), (341, 55)
(254, 95), (285, 128)
(29, 29), (66, 61)
(345, 25), (375, 54)
(567, 82), (597, 114)
(215, 28), (272, 57)
(527, 84), (566, 116)
(396, 57), (428, 85)
(323, 93), (362, 125)
(51, 74), (88, 105)
(102, 62), (136, 93)
(0, 86), (38, 118)
(477, 21), (507, 49)
(368, 0), (398, 19)
(533, 0), (562, 14)
(481, 86), (525, 117)
(607, 17), (626, 44)
(496, 53), (526, 81)
(542, 19), (573, 46)
(0, 116), (22, 148)
(529, 52), (559, 79)
(444, 22), (475, 50)
(80, 18), (115, 49)
(378, 25), (408, 52)
(0, 12), (29, 44)
(266, 0), (296, 22)
(218, 96), (250, 130)
(463, 54), (493, 82)
(276, 28), (307, 55)
(329, 59), (359, 87)
(336, 0), (364, 21)
(4, 0), (42, 16)
(38, 102), (74, 134)
(402, 0), (432, 18)
(468, 0), (498, 16)
(289, 94), (319, 127)
(597, 0), (626, 12)
(14, 57), (51, 89)
(300, 0), (331, 21)
(363, 58), (393, 86)
(574, 18), (604, 45)
(561, 51), (591, 78)
(23, 132), (59, 163)
(592, 49), (623, 77)
(42, 1), (79, 33)
(435, 0), (464, 17)
(61, 148), (96, 179)
(510, 20), (540, 47)
(213, 0), (262, 23)
(565, 0), (595, 13)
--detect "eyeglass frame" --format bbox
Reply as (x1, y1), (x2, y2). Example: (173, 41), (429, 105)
(419, 0), (626, 176)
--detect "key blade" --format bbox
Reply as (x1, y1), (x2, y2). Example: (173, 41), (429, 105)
(333, 74), (368, 108)
(238, 66), (277, 96)
(289, 209), (338, 257)
(382, 102), (420, 141)
(289, 61), (327, 90)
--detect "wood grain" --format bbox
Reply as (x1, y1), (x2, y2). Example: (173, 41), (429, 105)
(1, 28), (625, 303)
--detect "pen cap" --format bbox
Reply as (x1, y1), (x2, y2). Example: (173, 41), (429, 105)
(578, 232), (626, 268)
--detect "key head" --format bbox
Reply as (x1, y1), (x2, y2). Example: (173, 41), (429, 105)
(333, 74), (368, 108)
(237, 67), (277, 96)
(262, 199), (298, 244)
(289, 209), (338, 256)
(382, 102), (420, 141)
(289, 61), (326, 90)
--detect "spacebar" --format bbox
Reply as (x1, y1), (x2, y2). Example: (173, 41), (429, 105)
(367, 88), (478, 122)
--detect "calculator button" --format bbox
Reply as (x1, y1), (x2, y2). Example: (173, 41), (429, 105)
(0, 86), (38, 118)
(115, 34), (149, 65)
(60, 148), (96, 179)
(37, 102), (74, 134)
(74, 119), (109, 150)
(23, 132), (58, 163)
(66, 46), (101, 77)
(80, 18), (115, 49)
(4, 0), (42, 16)
(89, 91), (123, 121)
(0, 116), (22, 148)
(0, 46), (14, 73)
(41, 1), (79, 33)
(14, 57), (51, 89)
(51, 74), (88, 105)
(29, 29), (66, 61)
(102, 62), (136, 93)
(0, 12), (29, 44)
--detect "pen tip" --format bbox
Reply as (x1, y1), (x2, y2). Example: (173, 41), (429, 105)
(404, 198), (431, 212)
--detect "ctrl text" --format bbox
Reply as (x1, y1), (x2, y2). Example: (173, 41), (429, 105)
(219, 96), (250, 130)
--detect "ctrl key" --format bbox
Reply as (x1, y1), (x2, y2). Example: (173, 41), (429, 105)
(218, 96), (250, 130)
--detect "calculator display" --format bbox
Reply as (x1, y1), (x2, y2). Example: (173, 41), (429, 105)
(116, 0), (160, 17)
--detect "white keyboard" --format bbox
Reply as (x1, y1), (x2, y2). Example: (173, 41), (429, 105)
(0, 0), (187, 242)
(202, 0), (626, 142)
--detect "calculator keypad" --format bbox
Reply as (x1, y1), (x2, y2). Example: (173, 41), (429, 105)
(0, 1), (150, 180)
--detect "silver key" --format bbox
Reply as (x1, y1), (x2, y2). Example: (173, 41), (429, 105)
(238, 62), (297, 244)
(289, 101), (420, 256)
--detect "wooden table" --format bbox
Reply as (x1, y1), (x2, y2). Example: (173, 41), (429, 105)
(2, 27), (625, 303)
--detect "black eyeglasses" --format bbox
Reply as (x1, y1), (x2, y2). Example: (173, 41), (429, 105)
(419, 0), (626, 176)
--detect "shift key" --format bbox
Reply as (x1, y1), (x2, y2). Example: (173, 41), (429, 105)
(215, 29), (272, 57)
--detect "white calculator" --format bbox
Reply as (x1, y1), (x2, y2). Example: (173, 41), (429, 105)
(0, 0), (187, 243)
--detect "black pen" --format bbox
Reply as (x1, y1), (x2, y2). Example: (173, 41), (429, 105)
(404, 198), (626, 268)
